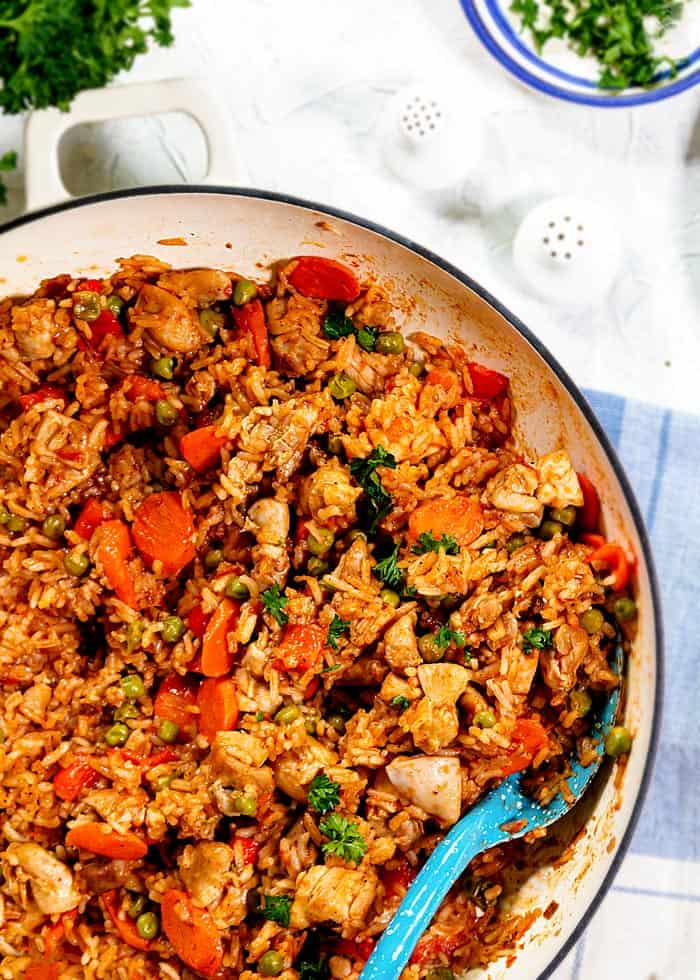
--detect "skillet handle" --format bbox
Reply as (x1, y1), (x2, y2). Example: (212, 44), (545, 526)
(23, 77), (247, 212)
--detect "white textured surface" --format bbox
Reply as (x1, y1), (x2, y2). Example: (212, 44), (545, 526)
(0, 1), (696, 977)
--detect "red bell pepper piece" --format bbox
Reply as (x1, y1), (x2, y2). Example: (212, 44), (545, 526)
(86, 309), (123, 350)
(588, 542), (630, 592)
(187, 604), (211, 638)
(577, 473), (601, 532)
(497, 718), (549, 777)
(79, 278), (104, 293)
(231, 834), (261, 865)
(232, 299), (271, 369)
(467, 362), (509, 400)
(74, 498), (110, 540)
(124, 375), (167, 403)
(53, 760), (99, 801)
(382, 860), (417, 899)
(335, 938), (376, 962)
(154, 673), (199, 732)
(18, 385), (67, 412)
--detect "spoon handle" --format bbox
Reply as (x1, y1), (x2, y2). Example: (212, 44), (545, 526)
(361, 813), (504, 980)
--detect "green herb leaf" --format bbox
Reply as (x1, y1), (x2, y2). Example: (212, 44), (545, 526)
(372, 543), (404, 590)
(262, 893), (292, 927)
(356, 325), (379, 352)
(435, 625), (466, 649)
(321, 664), (342, 673)
(255, 710), (264, 722)
(308, 773), (341, 815)
(298, 958), (330, 980)
(319, 813), (367, 864)
(322, 310), (355, 339)
(522, 627), (553, 652)
(262, 584), (288, 625)
(390, 695), (411, 712)
(411, 531), (460, 555)
(326, 614), (350, 650)
(349, 445), (397, 534)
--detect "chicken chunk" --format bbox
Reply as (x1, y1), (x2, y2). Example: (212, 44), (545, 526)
(11, 299), (58, 360)
(274, 738), (338, 802)
(247, 497), (290, 588)
(382, 612), (421, 671)
(131, 283), (207, 353)
(400, 663), (470, 753)
(485, 463), (544, 527)
(179, 842), (233, 908)
(211, 730), (274, 795)
(541, 623), (589, 698)
(157, 268), (232, 307)
(5, 843), (81, 915)
(237, 392), (330, 482)
(266, 293), (331, 376)
(299, 459), (362, 529)
(385, 755), (462, 825)
(290, 865), (378, 931)
(536, 450), (584, 510)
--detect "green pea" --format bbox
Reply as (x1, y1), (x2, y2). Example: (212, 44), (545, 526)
(580, 608), (605, 635)
(126, 621), (143, 653)
(613, 597), (637, 623)
(506, 533), (526, 554)
(473, 709), (497, 729)
(157, 719), (179, 744)
(328, 373), (356, 400)
(6, 514), (26, 534)
(127, 893), (147, 919)
(105, 722), (129, 747)
(346, 529), (367, 544)
(570, 690), (593, 717)
(426, 969), (454, 980)
(258, 951), (284, 977)
(114, 703), (140, 722)
(150, 356), (175, 380)
(549, 506), (577, 527)
(121, 674), (145, 700)
(42, 514), (65, 540)
(105, 295), (124, 317)
(539, 519), (563, 540)
(199, 307), (225, 336)
(408, 361), (425, 378)
(233, 794), (258, 816)
(375, 331), (405, 355)
(306, 557), (329, 577)
(418, 634), (443, 663)
(304, 711), (320, 735)
(0, 506), (10, 525)
(275, 704), (301, 726)
(204, 548), (223, 571)
(225, 576), (250, 600)
(161, 615), (184, 644)
(233, 279), (258, 306)
(326, 713), (346, 734)
(73, 291), (101, 321)
(136, 911), (159, 940)
(308, 527), (334, 556)
(64, 550), (89, 576)
(328, 435), (344, 455)
(155, 400), (178, 427)
(380, 588), (400, 608)
(605, 725), (633, 757)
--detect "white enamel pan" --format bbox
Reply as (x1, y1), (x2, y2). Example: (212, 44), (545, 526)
(0, 78), (662, 980)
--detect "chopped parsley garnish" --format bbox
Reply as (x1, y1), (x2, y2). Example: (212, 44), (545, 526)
(435, 625), (466, 648)
(308, 773), (341, 815)
(356, 325), (379, 352)
(326, 614), (350, 650)
(510, 0), (682, 90)
(255, 710), (264, 722)
(262, 893), (292, 927)
(390, 695), (411, 712)
(319, 813), (367, 864)
(411, 531), (460, 555)
(322, 310), (355, 339)
(298, 958), (330, 980)
(261, 584), (288, 625)
(522, 627), (554, 652)
(372, 543), (404, 590)
(321, 664), (342, 673)
(349, 445), (397, 533)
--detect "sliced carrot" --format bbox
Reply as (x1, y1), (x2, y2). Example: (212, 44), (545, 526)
(274, 623), (325, 672)
(132, 491), (195, 576)
(53, 759), (99, 802)
(467, 361), (509, 400)
(154, 673), (199, 731)
(43, 910), (77, 958)
(408, 495), (484, 549)
(589, 542), (630, 592)
(18, 385), (67, 412)
(102, 889), (152, 952)
(160, 888), (223, 978)
(180, 424), (229, 473)
(231, 299), (271, 369)
(424, 367), (459, 391)
(287, 256), (361, 302)
(65, 822), (148, 860)
(498, 718), (549, 777)
(94, 519), (139, 608)
(74, 498), (110, 540)
(197, 678), (240, 743)
(124, 375), (167, 403)
(201, 599), (240, 677)
(577, 472), (601, 533)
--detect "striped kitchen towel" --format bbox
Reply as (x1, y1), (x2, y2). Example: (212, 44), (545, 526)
(553, 390), (700, 980)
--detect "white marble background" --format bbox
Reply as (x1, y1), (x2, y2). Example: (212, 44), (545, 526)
(1, 1), (698, 977)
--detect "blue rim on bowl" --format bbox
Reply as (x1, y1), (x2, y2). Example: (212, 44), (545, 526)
(460, 0), (700, 106)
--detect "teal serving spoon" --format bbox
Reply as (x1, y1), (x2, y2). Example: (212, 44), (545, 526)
(361, 645), (623, 980)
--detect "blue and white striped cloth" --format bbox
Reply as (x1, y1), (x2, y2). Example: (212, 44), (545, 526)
(553, 390), (699, 980)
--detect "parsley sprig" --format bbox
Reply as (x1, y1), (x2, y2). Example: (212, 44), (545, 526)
(435, 625), (466, 649)
(323, 310), (379, 352)
(372, 543), (404, 590)
(307, 773), (341, 815)
(522, 627), (553, 652)
(390, 695), (411, 712)
(411, 531), (460, 555)
(349, 445), (397, 533)
(262, 584), (288, 625)
(262, 893), (292, 927)
(326, 614), (350, 650)
(319, 813), (367, 864)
